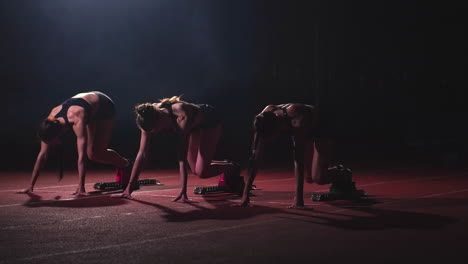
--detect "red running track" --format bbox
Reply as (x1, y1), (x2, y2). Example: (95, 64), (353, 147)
(1, 167), (468, 264)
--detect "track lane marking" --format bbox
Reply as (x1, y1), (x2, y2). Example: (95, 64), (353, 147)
(0, 176), (176, 193)
(0, 173), (459, 209)
(16, 218), (283, 262)
(12, 186), (468, 262)
(0, 175), (451, 208)
(330, 188), (468, 213)
(420, 188), (468, 198)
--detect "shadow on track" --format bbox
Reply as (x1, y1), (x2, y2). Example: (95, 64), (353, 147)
(277, 198), (459, 230)
(21, 192), (129, 208)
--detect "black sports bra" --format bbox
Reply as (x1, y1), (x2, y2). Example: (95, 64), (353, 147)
(54, 98), (92, 126)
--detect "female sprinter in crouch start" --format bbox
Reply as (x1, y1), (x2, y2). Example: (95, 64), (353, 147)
(113, 96), (239, 201)
(20, 91), (131, 195)
(239, 103), (354, 209)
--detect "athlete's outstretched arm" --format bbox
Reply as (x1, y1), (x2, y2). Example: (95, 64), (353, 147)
(73, 117), (88, 195)
(240, 132), (264, 207)
(289, 135), (307, 209)
(19, 141), (51, 193)
(173, 132), (191, 202)
(173, 104), (195, 202)
(116, 129), (151, 199)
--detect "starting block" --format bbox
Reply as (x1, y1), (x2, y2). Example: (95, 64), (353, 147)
(194, 171), (248, 195)
(94, 179), (162, 190)
(94, 164), (162, 191)
(311, 181), (367, 201)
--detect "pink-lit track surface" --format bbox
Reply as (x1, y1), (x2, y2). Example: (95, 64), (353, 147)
(1, 168), (468, 264)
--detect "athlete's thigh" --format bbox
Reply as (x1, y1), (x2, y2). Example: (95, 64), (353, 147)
(89, 119), (114, 154)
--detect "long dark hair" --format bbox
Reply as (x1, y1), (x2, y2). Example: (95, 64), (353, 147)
(38, 117), (62, 142)
(38, 117), (64, 181)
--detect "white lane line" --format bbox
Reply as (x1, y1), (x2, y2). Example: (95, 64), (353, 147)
(255, 178), (294, 183)
(313, 174), (447, 193)
(0, 184), (93, 193)
(1, 198), (234, 230)
(4, 186), (468, 260)
(358, 174), (446, 187)
(253, 173), (446, 188)
(0, 185), (181, 208)
(267, 201), (322, 206)
(0, 173), (444, 194)
(18, 218), (283, 261)
(420, 188), (468, 198)
(58, 201), (234, 224)
(149, 194), (178, 198)
(0, 174), (452, 208)
(0, 189), (175, 208)
(0, 203), (22, 208)
(63, 215), (104, 222)
(16, 186), (468, 261)
(0, 176), (294, 208)
(0, 176), (176, 193)
(12, 181), (456, 229)
(63, 218), (86, 222)
(330, 188), (468, 213)
(0, 195), (108, 208)
(148, 194), (234, 200)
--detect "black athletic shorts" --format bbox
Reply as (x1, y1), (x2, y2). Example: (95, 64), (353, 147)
(94, 92), (116, 120)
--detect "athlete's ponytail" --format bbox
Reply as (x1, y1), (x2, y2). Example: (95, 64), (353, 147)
(135, 103), (159, 131)
(159, 96), (182, 105)
(38, 117), (62, 142)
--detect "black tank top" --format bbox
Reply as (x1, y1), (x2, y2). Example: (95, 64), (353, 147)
(54, 98), (92, 126)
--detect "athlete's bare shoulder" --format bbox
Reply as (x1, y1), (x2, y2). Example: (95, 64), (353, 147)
(261, 104), (280, 114)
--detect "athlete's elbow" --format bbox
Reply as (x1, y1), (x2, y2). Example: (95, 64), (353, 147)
(137, 153), (148, 162)
(38, 152), (48, 162)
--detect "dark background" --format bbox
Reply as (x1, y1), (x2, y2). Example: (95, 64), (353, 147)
(1, 0), (466, 171)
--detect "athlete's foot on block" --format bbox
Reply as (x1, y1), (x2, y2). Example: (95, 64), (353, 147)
(219, 162), (242, 187)
(329, 164), (352, 182)
(116, 159), (133, 187)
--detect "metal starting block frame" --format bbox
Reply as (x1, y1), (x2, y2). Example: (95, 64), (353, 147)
(311, 189), (367, 201)
(194, 185), (234, 195)
(311, 181), (367, 201)
(194, 184), (259, 195)
(193, 174), (252, 195)
(94, 179), (162, 190)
